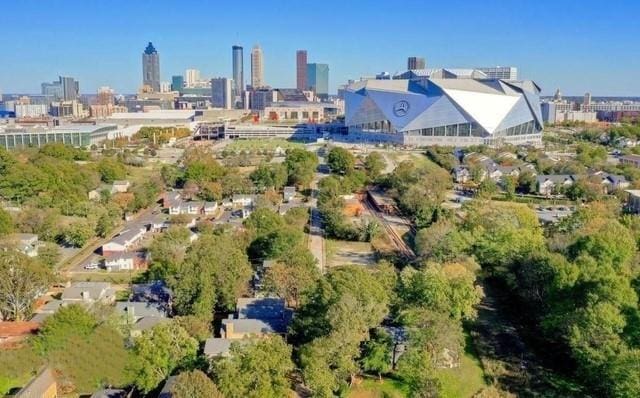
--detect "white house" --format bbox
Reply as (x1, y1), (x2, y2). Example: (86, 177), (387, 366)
(104, 252), (147, 271)
(232, 194), (255, 208)
(283, 187), (296, 202)
(102, 226), (147, 255)
(203, 201), (218, 215)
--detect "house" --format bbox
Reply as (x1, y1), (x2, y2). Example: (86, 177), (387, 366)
(158, 376), (177, 398)
(620, 154), (640, 168)
(220, 297), (292, 339)
(115, 301), (167, 323)
(131, 281), (172, 305)
(453, 166), (471, 183)
(15, 367), (57, 398)
(90, 389), (127, 398)
(131, 317), (170, 336)
(497, 151), (518, 160)
(232, 194), (255, 208)
(30, 300), (63, 324)
(61, 282), (116, 305)
(592, 172), (630, 193)
(5, 233), (40, 257)
(163, 192), (181, 209)
(237, 297), (288, 320)
(204, 337), (234, 358)
(102, 226), (147, 255)
(536, 175), (575, 196)
(283, 186), (296, 202)
(147, 214), (170, 232)
(625, 190), (640, 214)
(88, 180), (131, 200)
(111, 180), (130, 193)
(103, 252), (147, 271)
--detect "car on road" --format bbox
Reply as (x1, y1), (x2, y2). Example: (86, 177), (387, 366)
(84, 262), (100, 270)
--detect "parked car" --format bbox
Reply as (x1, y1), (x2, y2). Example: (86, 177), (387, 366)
(84, 262), (99, 270)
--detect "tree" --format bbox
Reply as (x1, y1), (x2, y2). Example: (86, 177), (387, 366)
(214, 336), (294, 398)
(327, 147), (355, 175)
(263, 246), (320, 307)
(62, 220), (94, 247)
(0, 251), (51, 321)
(171, 232), (251, 317)
(414, 220), (470, 262)
(361, 328), (393, 380)
(0, 208), (13, 236)
(95, 212), (116, 238)
(364, 151), (386, 178)
(130, 322), (198, 393)
(37, 242), (61, 268)
(250, 163), (288, 191)
(148, 227), (192, 279)
(285, 148), (318, 187)
(97, 158), (127, 183)
(169, 370), (223, 398)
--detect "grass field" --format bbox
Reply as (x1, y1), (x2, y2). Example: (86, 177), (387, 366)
(325, 239), (376, 268)
(348, 377), (409, 398)
(224, 138), (304, 153)
(436, 338), (488, 398)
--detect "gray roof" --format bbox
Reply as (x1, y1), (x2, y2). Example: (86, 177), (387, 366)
(237, 297), (287, 320)
(132, 316), (170, 332)
(115, 301), (167, 319)
(15, 367), (56, 397)
(222, 318), (288, 335)
(203, 337), (233, 357)
(131, 281), (172, 303)
(61, 282), (112, 301)
(536, 175), (575, 184)
(38, 299), (63, 313)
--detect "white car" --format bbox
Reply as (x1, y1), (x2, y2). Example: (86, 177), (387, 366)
(84, 262), (99, 270)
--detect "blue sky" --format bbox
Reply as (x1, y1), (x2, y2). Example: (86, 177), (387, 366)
(1, 0), (639, 96)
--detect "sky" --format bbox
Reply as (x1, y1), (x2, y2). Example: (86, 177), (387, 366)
(1, 0), (639, 96)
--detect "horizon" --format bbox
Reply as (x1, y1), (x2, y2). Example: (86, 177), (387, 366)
(1, 0), (639, 96)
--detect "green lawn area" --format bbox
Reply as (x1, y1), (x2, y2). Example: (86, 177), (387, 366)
(225, 138), (304, 153)
(0, 344), (44, 396)
(349, 377), (409, 398)
(325, 239), (376, 268)
(436, 332), (488, 398)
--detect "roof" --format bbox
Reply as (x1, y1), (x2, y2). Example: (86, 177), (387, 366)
(37, 299), (63, 313)
(109, 110), (195, 120)
(15, 367), (56, 397)
(222, 318), (289, 335)
(283, 186), (296, 193)
(90, 389), (127, 398)
(115, 301), (167, 319)
(204, 337), (234, 357)
(61, 282), (112, 301)
(237, 297), (287, 320)
(131, 281), (172, 303)
(132, 316), (170, 332)
(625, 189), (640, 197)
(158, 376), (177, 398)
(536, 175), (575, 184)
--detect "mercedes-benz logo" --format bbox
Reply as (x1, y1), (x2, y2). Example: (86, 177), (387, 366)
(393, 100), (410, 117)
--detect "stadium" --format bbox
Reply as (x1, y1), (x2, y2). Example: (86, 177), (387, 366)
(344, 68), (543, 147)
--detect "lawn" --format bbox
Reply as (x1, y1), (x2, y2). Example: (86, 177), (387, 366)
(436, 332), (488, 398)
(349, 377), (409, 398)
(225, 138), (304, 153)
(325, 239), (376, 268)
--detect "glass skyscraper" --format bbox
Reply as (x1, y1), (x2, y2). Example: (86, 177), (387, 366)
(306, 63), (329, 99)
(232, 45), (244, 99)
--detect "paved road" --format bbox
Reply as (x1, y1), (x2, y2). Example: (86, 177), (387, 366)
(308, 150), (328, 273)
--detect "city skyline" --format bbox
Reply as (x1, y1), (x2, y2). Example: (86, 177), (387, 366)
(1, 0), (640, 96)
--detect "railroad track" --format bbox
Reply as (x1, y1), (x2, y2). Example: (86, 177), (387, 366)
(362, 197), (416, 259)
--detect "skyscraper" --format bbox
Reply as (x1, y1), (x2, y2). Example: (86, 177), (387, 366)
(407, 56), (426, 70)
(306, 63), (329, 99)
(142, 42), (160, 92)
(232, 45), (244, 98)
(211, 78), (233, 109)
(251, 45), (264, 88)
(185, 69), (200, 87)
(171, 75), (184, 93)
(97, 86), (114, 105)
(296, 50), (307, 90)
(59, 76), (79, 101)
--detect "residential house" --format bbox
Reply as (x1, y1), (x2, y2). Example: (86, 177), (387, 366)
(102, 226), (147, 255)
(30, 300), (63, 324)
(204, 337), (235, 358)
(592, 172), (630, 193)
(203, 201), (218, 215)
(111, 180), (131, 193)
(90, 389), (127, 398)
(620, 154), (640, 168)
(536, 175), (575, 196)
(147, 214), (170, 232)
(163, 192), (181, 209)
(232, 194), (255, 208)
(115, 301), (167, 324)
(15, 367), (57, 398)
(283, 186), (296, 202)
(625, 190), (640, 214)
(453, 166), (471, 184)
(220, 297), (292, 339)
(4, 233), (40, 257)
(103, 252), (147, 271)
(131, 317), (170, 336)
(131, 281), (172, 306)
(88, 180), (131, 201)
(61, 282), (116, 305)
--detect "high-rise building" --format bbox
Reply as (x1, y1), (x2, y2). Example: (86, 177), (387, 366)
(58, 76), (79, 101)
(296, 50), (307, 91)
(232, 45), (244, 98)
(142, 42), (161, 92)
(41, 81), (63, 100)
(476, 66), (518, 80)
(251, 45), (264, 88)
(306, 63), (329, 99)
(185, 69), (200, 87)
(407, 56), (426, 70)
(584, 92), (592, 106)
(211, 77), (233, 109)
(97, 86), (114, 105)
(171, 75), (184, 93)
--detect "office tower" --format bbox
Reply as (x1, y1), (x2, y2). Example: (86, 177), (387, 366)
(407, 56), (426, 70)
(160, 82), (171, 93)
(306, 63), (329, 99)
(584, 92), (592, 106)
(296, 50), (307, 90)
(476, 66), (518, 80)
(211, 78), (232, 109)
(97, 86), (114, 105)
(232, 45), (244, 97)
(41, 81), (63, 100)
(142, 42), (161, 92)
(251, 45), (264, 88)
(185, 69), (200, 87)
(171, 75), (184, 92)
(59, 76), (79, 101)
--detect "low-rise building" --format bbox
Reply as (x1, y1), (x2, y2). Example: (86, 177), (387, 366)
(102, 226), (147, 255)
(536, 175), (575, 196)
(103, 252), (147, 271)
(61, 282), (116, 305)
(620, 154), (640, 168)
(115, 301), (167, 323)
(625, 190), (640, 214)
(283, 186), (296, 202)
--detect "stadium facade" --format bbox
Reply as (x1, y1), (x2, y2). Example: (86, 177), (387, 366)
(344, 68), (543, 147)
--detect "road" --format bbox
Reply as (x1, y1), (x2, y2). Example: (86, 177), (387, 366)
(308, 148), (328, 274)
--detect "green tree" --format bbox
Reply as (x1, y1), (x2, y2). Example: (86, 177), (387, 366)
(214, 336), (294, 398)
(62, 220), (94, 247)
(414, 220), (470, 262)
(97, 158), (127, 183)
(37, 242), (61, 268)
(0, 208), (13, 236)
(364, 151), (386, 178)
(361, 328), (393, 380)
(169, 370), (223, 398)
(284, 148), (318, 187)
(0, 251), (51, 321)
(263, 246), (320, 307)
(327, 147), (355, 175)
(130, 322), (198, 393)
